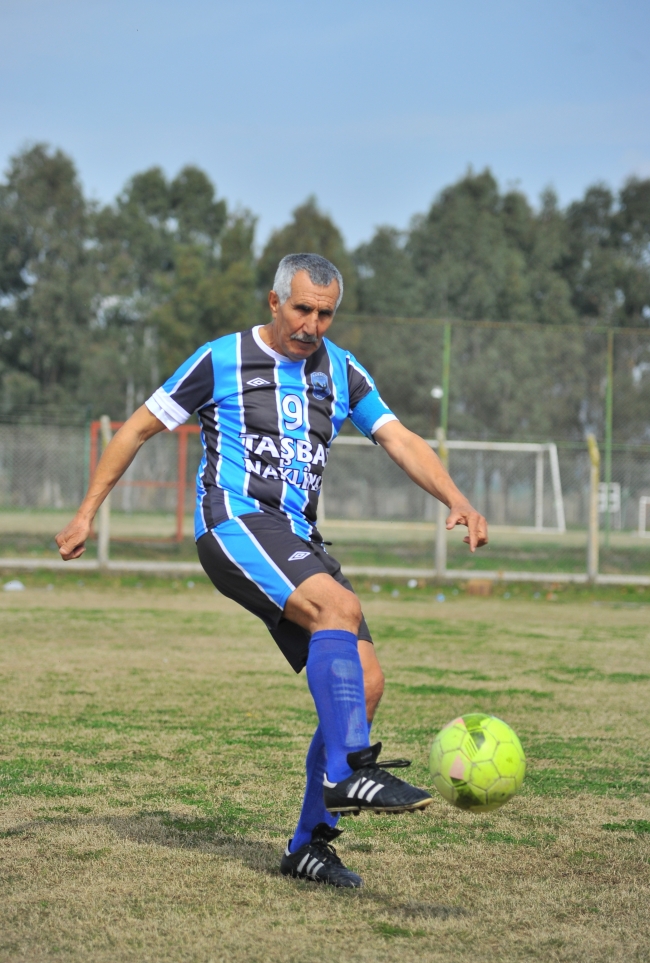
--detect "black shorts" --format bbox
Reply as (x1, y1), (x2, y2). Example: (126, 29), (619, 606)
(196, 511), (372, 673)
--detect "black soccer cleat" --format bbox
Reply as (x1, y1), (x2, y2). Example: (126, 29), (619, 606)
(280, 823), (363, 889)
(323, 742), (434, 816)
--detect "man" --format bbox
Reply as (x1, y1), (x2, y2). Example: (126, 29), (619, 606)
(57, 252), (487, 890)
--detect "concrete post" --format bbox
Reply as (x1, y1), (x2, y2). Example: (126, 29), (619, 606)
(586, 433), (600, 583)
(435, 427), (448, 579)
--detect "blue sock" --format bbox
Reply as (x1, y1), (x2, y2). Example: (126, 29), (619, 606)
(288, 726), (336, 852)
(289, 720), (373, 853)
(305, 629), (370, 784)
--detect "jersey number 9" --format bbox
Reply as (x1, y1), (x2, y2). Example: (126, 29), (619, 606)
(281, 394), (304, 431)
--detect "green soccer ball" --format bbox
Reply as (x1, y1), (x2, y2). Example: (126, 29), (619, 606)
(429, 713), (526, 812)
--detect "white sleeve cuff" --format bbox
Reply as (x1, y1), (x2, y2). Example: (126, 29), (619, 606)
(370, 413), (398, 435)
(145, 388), (191, 431)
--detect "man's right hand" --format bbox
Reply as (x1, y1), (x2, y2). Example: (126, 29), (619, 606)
(56, 514), (92, 560)
(54, 406), (167, 562)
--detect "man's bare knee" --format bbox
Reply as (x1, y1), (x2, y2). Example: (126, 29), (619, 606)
(318, 590), (362, 634)
(284, 573), (362, 635)
(335, 593), (363, 630)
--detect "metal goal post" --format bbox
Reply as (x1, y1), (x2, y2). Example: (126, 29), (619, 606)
(89, 419), (201, 544)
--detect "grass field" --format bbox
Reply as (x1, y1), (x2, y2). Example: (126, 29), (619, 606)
(1, 577), (650, 962)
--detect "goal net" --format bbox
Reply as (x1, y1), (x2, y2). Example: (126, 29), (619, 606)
(0, 422), (568, 550)
(322, 437), (566, 533)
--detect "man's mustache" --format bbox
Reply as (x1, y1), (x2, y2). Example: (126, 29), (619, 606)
(290, 332), (319, 344)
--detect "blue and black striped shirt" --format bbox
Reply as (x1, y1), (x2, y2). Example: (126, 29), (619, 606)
(145, 326), (396, 541)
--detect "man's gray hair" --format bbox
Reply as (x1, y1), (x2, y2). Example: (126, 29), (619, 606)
(273, 253), (344, 309)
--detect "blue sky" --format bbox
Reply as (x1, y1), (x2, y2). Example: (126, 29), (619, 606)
(1, 0), (649, 247)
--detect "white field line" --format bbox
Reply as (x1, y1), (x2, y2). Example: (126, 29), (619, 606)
(0, 557), (649, 585)
(0, 558), (204, 575)
(343, 567), (650, 585)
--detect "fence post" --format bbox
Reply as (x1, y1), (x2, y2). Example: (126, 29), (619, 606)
(435, 427), (448, 578)
(97, 415), (113, 569)
(586, 433), (600, 583)
(176, 428), (188, 542)
(604, 329), (614, 546)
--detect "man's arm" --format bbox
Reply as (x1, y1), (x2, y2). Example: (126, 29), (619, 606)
(374, 420), (488, 551)
(55, 405), (167, 560)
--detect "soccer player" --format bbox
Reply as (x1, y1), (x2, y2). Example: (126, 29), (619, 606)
(56, 253), (488, 889)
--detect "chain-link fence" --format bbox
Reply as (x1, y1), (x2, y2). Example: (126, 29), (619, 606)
(330, 318), (650, 446)
(1, 318), (649, 576)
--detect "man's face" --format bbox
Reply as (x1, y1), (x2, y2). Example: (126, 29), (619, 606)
(267, 271), (339, 362)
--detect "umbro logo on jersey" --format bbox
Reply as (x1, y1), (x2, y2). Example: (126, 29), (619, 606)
(288, 551), (310, 561)
(246, 377), (270, 387)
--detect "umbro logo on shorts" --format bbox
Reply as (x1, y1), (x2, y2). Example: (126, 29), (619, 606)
(246, 377), (270, 387)
(288, 551), (311, 561)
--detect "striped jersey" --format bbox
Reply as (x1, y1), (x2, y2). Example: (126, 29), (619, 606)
(145, 325), (397, 541)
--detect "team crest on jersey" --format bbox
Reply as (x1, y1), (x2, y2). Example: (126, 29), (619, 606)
(310, 371), (330, 401)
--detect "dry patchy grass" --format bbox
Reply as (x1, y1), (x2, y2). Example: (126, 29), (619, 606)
(1, 586), (649, 962)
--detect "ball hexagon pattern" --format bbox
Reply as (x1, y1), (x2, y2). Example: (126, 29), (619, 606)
(429, 713), (526, 812)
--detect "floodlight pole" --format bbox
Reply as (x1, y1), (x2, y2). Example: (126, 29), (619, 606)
(433, 322), (452, 580)
(586, 434), (600, 583)
(83, 404), (92, 494)
(440, 322), (451, 435)
(97, 415), (113, 569)
(435, 427), (448, 578)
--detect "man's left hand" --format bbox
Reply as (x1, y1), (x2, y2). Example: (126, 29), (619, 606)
(446, 502), (488, 553)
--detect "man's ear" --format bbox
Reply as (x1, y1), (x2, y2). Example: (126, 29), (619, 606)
(268, 290), (280, 318)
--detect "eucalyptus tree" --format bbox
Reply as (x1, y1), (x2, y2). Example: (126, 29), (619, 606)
(0, 144), (93, 419)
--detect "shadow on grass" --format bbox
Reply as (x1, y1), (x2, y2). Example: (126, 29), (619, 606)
(2, 810), (280, 877)
(111, 810), (284, 877)
(2, 811), (468, 920)
(353, 891), (467, 921)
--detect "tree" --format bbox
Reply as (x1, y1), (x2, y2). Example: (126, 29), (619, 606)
(257, 197), (357, 314)
(0, 144), (93, 417)
(559, 177), (650, 331)
(611, 177), (650, 326)
(354, 227), (423, 317)
(90, 166), (255, 412)
(405, 170), (576, 324)
(153, 212), (257, 373)
(562, 184), (620, 323)
(348, 171), (619, 440)
(2, 141), (650, 445)
(522, 188), (576, 327)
